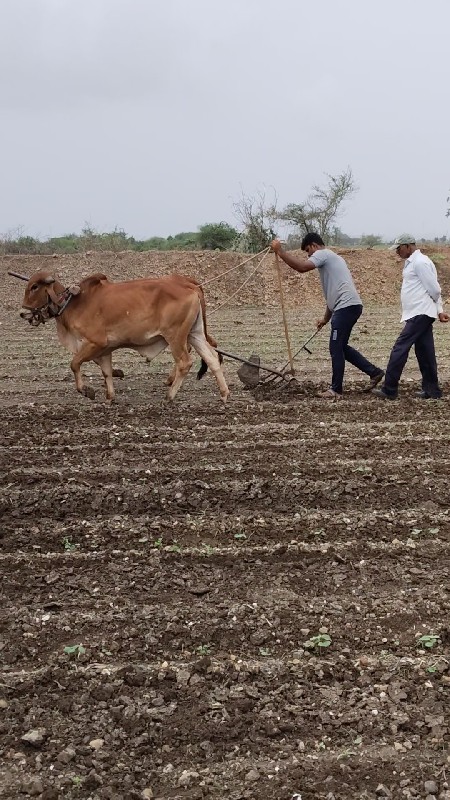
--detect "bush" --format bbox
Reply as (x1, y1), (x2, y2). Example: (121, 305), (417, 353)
(198, 222), (238, 250)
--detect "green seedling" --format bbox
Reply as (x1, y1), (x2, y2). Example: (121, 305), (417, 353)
(337, 748), (357, 760)
(234, 532), (247, 540)
(167, 542), (182, 553)
(304, 633), (332, 649)
(417, 634), (440, 649)
(201, 543), (216, 556)
(196, 643), (212, 656)
(64, 644), (86, 658)
(62, 536), (78, 551)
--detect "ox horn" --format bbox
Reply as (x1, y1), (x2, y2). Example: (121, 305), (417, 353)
(42, 276), (56, 285)
(7, 270), (30, 282)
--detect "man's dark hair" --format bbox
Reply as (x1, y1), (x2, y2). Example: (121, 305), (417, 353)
(301, 232), (325, 250)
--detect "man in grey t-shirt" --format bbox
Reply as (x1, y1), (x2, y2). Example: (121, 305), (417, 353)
(271, 232), (384, 400)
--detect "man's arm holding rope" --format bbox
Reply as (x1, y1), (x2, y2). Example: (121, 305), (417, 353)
(270, 239), (316, 274)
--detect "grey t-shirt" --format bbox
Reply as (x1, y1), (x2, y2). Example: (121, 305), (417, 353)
(309, 248), (362, 311)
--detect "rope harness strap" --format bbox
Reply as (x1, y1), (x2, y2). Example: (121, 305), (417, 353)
(21, 286), (79, 326)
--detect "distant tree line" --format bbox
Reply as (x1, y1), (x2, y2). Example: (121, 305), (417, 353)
(2, 171), (449, 255)
(1, 223), (447, 257)
(0, 223), (240, 256)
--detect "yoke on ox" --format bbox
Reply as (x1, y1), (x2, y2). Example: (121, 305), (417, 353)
(16, 270), (229, 404)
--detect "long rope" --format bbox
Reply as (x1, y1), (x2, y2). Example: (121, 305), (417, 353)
(208, 249), (270, 316)
(201, 247), (270, 286)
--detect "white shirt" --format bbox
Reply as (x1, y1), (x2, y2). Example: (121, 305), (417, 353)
(400, 249), (443, 322)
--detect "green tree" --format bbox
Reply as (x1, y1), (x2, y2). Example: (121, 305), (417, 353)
(134, 236), (167, 251)
(172, 232), (200, 249)
(275, 168), (357, 243)
(46, 234), (81, 253)
(360, 234), (383, 249)
(78, 225), (132, 252)
(15, 236), (40, 253)
(197, 222), (238, 250)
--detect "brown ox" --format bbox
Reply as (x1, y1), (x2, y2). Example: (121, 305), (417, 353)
(19, 271), (229, 403)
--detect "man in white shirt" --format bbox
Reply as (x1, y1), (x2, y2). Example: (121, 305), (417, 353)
(373, 234), (448, 400)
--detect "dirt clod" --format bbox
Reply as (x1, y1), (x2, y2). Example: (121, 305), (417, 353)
(375, 786), (392, 797)
(21, 730), (47, 748)
(178, 770), (200, 787)
(56, 747), (76, 764)
(88, 738), (105, 750)
(20, 776), (44, 796)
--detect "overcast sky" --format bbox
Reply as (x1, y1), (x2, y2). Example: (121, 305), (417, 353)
(1, 0), (449, 241)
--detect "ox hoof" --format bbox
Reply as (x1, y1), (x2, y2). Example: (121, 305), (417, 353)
(112, 369), (124, 379)
(83, 385), (96, 401)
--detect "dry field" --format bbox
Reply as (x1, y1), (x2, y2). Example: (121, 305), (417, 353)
(1, 253), (450, 800)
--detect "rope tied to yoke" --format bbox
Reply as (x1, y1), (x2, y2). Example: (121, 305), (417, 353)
(201, 247), (270, 286)
(208, 249), (271, 316)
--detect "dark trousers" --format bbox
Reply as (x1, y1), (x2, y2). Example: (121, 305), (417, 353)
(330, 304), (380, 394)
(383, 315), (441, 398)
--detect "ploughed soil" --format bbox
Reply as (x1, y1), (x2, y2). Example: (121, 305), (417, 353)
(1, 252), (449, 799)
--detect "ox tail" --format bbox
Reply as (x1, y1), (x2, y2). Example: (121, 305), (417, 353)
(195, 289), (223, 381)
(197, 351), (224, 380)
(197, 359), (208, 380)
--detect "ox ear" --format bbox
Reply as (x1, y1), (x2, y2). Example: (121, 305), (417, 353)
(42, 276), (56, 285)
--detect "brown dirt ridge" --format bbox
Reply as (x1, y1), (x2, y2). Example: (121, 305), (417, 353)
(3, 245), (450, 310)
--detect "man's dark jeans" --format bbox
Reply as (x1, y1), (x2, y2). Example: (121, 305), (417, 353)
(383, 314), (441, 398)
(330, 304), (380, 394)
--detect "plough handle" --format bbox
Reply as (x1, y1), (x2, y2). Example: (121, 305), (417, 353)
(278, 328), (322, 372)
